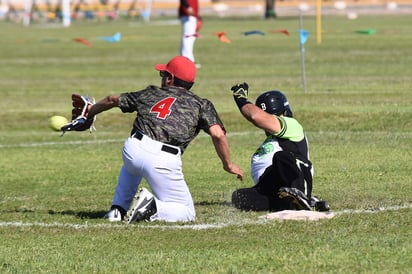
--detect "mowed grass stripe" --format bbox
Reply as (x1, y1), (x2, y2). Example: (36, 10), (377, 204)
(1, 130), (412, 148)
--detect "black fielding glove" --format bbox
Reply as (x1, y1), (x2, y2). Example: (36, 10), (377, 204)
(231, 82), (252, 110)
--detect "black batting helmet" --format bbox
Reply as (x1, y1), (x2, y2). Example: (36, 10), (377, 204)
(255, 90), (293, 117)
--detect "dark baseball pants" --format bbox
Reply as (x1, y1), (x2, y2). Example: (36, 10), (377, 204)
(232, 151), (313, 211)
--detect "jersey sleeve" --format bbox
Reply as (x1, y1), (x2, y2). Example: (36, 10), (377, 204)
(118, 86), (156, 113)
(273, 116), (305, 142)
(198, 99), (225, 134)
(118, 92), (139, 113)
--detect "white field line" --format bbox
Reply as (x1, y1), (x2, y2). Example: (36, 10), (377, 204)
(2, 130), (412, 149)
(0, 131), (257, 148)
(0, 204), (411, 230)
(0, 138), (125, 148)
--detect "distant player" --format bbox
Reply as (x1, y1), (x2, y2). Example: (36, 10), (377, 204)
(179, 0), (201, 66)
(265, 0), (277, 19)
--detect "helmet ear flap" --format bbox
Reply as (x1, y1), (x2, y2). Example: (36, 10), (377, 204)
(284, 107), (293, 117)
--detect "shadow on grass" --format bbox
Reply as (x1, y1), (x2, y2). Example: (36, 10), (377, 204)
(6, 201), (233, 220)
(48, 209), (106, 219)
(195, 200), (232, 207)
(45, 200), (233, 219)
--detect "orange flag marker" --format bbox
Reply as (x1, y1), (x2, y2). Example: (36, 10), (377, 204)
(213, 32), (231, 44)
(72, 38), (92, 46)
(271, 29), (290, 36)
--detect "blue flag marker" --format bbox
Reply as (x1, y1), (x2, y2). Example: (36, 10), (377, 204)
(100, 32), (121, 43)
(299, 30), (309, 45)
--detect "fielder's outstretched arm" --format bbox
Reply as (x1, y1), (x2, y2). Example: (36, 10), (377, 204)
(209, 124), (244, 181)
(87, 95), (120, 119)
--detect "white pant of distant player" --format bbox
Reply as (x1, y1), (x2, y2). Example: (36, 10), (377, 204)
(111, 136), (196, 222)
(180, 15), (197, 62)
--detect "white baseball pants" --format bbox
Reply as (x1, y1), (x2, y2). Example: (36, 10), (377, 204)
(180, 15), (197, 62)
(111, 136), (196, 222)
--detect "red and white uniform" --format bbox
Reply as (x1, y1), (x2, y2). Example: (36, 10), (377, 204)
(179, 0), (200, 63)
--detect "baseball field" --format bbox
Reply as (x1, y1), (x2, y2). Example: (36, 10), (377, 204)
(0, 11), (411, 273)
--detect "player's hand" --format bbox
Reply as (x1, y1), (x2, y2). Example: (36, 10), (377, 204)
(224, 163), (244, 181)
(187, 6), (194, 16)
(61, 94), (96, 134)
(231, 83), (249, 100)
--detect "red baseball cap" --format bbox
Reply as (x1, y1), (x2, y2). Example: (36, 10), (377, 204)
(155, 56), (196, 83)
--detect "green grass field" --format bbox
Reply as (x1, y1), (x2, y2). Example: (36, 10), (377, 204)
(0, 14), (411, 273)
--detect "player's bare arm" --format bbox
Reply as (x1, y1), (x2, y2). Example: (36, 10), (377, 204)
(88, 95), (120, 119)
(240, 104), (282, 134)
(209, 124), (244, 181)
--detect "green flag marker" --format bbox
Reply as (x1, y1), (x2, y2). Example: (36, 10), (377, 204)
(354, 29), (377, 35)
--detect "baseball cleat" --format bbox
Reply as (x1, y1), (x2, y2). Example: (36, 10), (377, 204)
(310, 196), (331, 212)
(278, 187), (312, 211)
(103, 208), (123, 222)
(125, 188), (157, 224)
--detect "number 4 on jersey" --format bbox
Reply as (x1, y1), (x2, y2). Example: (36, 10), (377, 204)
(150, 97), (176, 119)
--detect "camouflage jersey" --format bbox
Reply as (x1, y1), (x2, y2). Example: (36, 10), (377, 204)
(118, 85), (225, 153)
